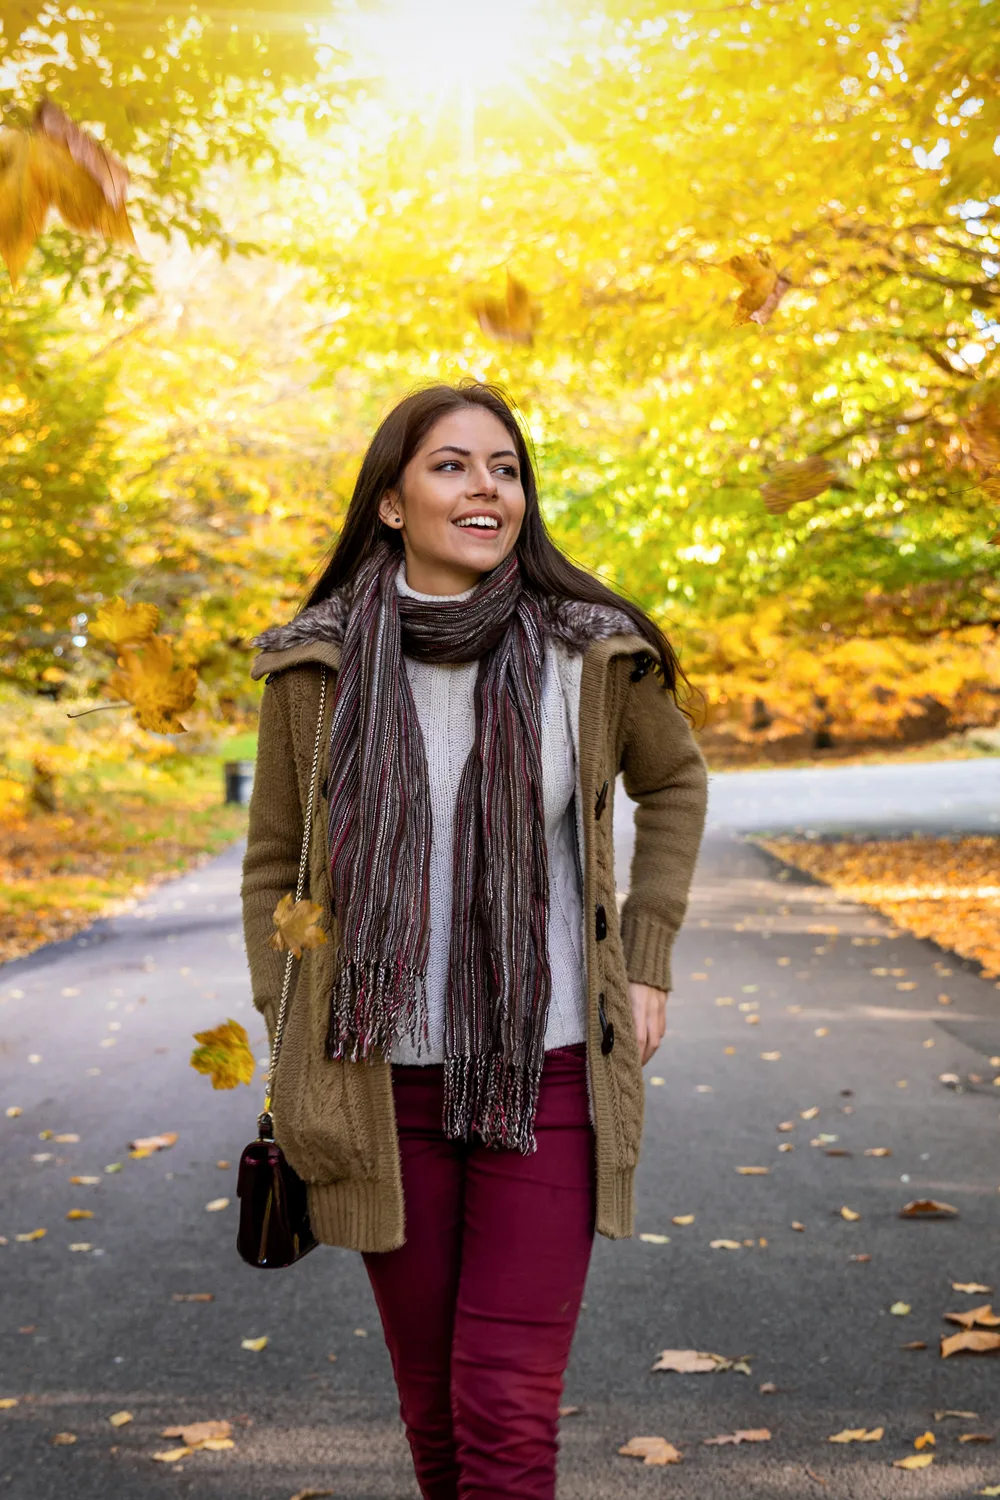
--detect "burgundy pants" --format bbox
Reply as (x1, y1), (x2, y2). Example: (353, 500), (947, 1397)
(362, 1041), (596, 1500)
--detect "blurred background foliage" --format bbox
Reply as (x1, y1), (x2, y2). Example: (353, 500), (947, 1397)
(1, 0), (999, 812)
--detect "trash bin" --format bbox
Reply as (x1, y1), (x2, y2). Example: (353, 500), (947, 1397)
(224, 759), (255, 806)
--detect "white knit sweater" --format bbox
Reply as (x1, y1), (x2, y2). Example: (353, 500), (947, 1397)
(388, 563), (588, 1065)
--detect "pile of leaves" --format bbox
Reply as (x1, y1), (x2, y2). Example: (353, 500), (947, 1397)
(758, 836), (1000, 978)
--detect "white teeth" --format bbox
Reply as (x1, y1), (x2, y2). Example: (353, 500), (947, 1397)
(454, 518), (499, 529)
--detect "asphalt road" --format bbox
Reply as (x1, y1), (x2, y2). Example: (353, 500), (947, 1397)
(1, 761), (999, 1499)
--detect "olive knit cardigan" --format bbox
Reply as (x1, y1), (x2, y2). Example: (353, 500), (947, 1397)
(241, 623), (708, 1252)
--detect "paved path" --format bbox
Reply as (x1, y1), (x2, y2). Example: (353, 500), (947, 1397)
(1, 762), (999, 1498)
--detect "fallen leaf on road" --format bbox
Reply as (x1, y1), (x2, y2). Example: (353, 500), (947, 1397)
(829, 1427), (884, 1442)
(864, 1148), (892, 1157)
(69, 1176), (101, 1185)
(161, 1420), (232, 1447)
(15, 1228), (45, 1241)
(639, 1233), (670, 1243)
(5, 1106), (22, 1117)
(959, 1434), (995, 1443)
(736, 1166), (770, 1175)
(109, 1412), (132, 1427)
(53, 1133), (79, 1143)
(760, 1051), (781, 1060)
(66, 1209), (93, 1220)
(153, 1447), (192, 1462)
(52, 1432), (76, 1445)
(0, 1399), (18, 1409)
(849, 1253), (872, 1262)
(69, 1242), (92, 1251)
(944, 1305), (1000, 1329)
(129, 1132), (177, 1154)
(792, 1222), (806, 1231)
(840, 1207), (861, 1221)
(172, 1293), (214, 1302)
(941, 1330), (1000, 1358)
(914, 1431), (935, 1449)
(979, 1487), (1000, 1496)
(652, 1349), (751, 1374)
(558, 1405), (580, 1416)
(900, 1199), (958, 1218)
(241, 1336), (268, 1352)
(710, 1239), (743, 1250)
(953, 1283), (993, 1294)
(672, 1215), (695, 1225)
(801, 1108), (819, 1120)
(105, 1163), (122, 1173)
(289, 1491), (336, 1500)
(894, 1453), (934, 1468)
(205, 1198), (229, 1212)
(890, 1302), (912, 1316)
(703, 1428), (771, 1445)
(759, 1382), (778, 1394)
(618, 1435), (682, 1464)
(901, 1340), (927, 1349)
(935, 1410), (979, 1420)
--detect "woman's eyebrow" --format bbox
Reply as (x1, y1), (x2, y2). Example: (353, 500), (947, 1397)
(426, 445), (518, 460)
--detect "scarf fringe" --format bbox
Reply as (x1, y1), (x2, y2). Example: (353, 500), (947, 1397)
(325, 954), (430, 1062)
(442, 1052), (541, 1156)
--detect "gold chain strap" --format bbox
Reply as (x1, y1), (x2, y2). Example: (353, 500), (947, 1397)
(262, 666), (327, 1118)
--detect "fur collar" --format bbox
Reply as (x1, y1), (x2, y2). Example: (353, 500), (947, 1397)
(251, 587), (639, 660)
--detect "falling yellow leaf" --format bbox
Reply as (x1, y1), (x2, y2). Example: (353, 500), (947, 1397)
(618, 1435), (683, 1464)
(267, 894), (328, 959)
(760, 455), (838, 513)
(893, 1453), (934, 1469)
(829, 1427), (884, 1442)
(109, 1411), (133, 1427)
(107, 636), (198, 734)
(90, 597), (160, 649)
(716, 247), (790, 326)
(190, 1019), (255, 1090)
(470, 269), (541, 345)
(241, 1336), (268, 1352)
(0, 105), (133, 288)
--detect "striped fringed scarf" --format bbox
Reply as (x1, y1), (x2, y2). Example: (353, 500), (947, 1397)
(324, 536), (551, 1154)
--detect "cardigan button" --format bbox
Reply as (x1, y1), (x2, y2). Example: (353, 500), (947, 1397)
(594, 779), (609, 819)
(595, 903), (607, 941)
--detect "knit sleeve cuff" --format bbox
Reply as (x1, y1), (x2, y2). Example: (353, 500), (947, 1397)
(619, 907), (675, 994)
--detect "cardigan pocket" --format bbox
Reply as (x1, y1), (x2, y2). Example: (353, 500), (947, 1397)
(271, 937), (379, 1183)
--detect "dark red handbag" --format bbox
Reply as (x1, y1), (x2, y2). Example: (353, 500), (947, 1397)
(236, 668), (328, 1270)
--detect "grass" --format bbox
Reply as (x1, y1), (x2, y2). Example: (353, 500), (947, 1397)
(0, 752), (249, 966)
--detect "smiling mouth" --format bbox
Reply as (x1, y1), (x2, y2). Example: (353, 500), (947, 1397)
(452, 521), (502, 535)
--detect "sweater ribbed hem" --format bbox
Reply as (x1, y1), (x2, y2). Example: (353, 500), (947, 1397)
(307, 1177), (405, 1253)
(595, 1163), (635, 1239)
(619, 908), (675, 994)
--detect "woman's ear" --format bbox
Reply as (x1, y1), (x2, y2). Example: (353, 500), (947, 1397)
(378, 488), (399, 527)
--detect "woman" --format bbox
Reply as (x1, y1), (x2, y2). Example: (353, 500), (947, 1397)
(241, 380), (708, 1499)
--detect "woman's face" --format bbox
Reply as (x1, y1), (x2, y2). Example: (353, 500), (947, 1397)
(378, 406), (526, 594)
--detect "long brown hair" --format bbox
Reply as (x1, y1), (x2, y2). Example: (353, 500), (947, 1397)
(303, 380), (693, 708)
